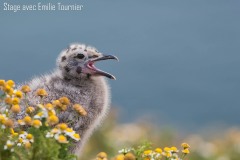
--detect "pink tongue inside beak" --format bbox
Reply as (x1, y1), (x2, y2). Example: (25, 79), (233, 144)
(86, 55), (118, 80)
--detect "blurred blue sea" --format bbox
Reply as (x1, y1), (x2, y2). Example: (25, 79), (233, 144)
(1, 0), (240, 130)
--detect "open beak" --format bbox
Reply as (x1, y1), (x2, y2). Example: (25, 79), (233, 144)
(86, 55), (118, 80)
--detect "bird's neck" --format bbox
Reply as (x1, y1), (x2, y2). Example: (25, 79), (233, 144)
(56, 70), (101, 87)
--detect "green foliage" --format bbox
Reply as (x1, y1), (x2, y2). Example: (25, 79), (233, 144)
(0, 79), (80, 160)
(0, 126), (77, 160)
(29, 127), (60, 160)
(133, 141), (152, 158)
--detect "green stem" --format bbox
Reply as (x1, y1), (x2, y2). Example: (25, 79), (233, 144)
(14, 150), (23, 160)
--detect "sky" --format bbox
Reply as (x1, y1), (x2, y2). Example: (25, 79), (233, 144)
(1, 0), (240, 131)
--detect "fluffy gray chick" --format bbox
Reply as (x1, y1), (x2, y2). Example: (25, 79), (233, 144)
(17, 43), (118, 155)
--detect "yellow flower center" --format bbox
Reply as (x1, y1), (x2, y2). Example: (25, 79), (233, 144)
(170, 146), (178, 152)
(164, 147), (171, 152)
(97, 152), (107, 158)
(26, 134), (33, 140)
(66, 128), (73, 132)
(59, 97), (70, 105)
(155, 148), (163, 153)
(7, 143), (13, 148)
(73, 133), (80, 140)
(5, 97), (12, 105)
(0, 80), (5, 86)
(0, 115), (6, 123)
(48, 115), (59, 125)
(23, 116), (32, 125)
(12, 97), (20, 105)
(26, 107), (35, 113)
(21, 85), (31, 93)
(182, 149), (190, 154)
(4, 119), (14, 128)
(51, 128), (59, 134)
(15, 91), (23, 99)
(143, 150), (152, 155)
(36, 89), (48, 97)
(58, 123), (68, 131)
(11, 105), (21, 113)
(32, 120), (42, 128)
(37, 112), (44, 117)
(181, 143), (190, 149)
(45, 103), (53, 110)
(57, 135), (68, 143)
(6, 80), (15, 87)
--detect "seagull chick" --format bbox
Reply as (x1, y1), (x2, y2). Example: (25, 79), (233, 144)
(16, 43), (118, 154)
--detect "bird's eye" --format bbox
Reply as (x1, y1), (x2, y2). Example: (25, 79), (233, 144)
(76, 54), (85, 59)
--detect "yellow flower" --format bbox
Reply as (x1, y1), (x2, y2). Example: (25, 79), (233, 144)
(26, 107), (35, 114)
(181, 143), (190, 149)
(48, 110), (55, 116)
(143, 150), (153, 155)
(14, 90), (23, 99)
(4, 85), (14, 96)
(51, 128), (59, 134)
(18, 119), (25, 125)
(60, 105), (68, 111)
(57, 123), (68, 131)
(0, 80), (5, 86)
(52, 100), (62, 107)
(4, 85), (11, 92)
(164, 147), (171, 152)
(57, 135), (68, 143)
(0, 114), (6, 124)
(23, 116), (32, 125)
(66, 128), (73, 132)
(170, 146), (178, 152)
(12, 97), (20, 105)
(38, 111), (44, 117)
(36, 88), (48, 97)
(52, 100), (67, 111)
(4, 119), (14, 128)
(114, 154), (124, 160)
(6, 80), (15, 87)
(48, 115), (59, 125)
(124, 153), (136, 160)
(182, 148), (190, 154)
(73, 104), (87, 116)
(25, 142), (31, 149)
(163, 152), (171, 158)
(11, 105), (21, 113)
(32, 120), (42, 128)
(45, 103), (54, 110)
(9, 128), (18, 136)
(59, 97), (70, 105)
(4, 140), (14, 150)
(21, 85), (31, 93)
(72, 133), (80, 141)
(26, 134), (33, 140)
(5, 97), (12, 105)
(18, 138), (23, 143)
(155, 148), (163, 153)
(97, 152), (107, 158)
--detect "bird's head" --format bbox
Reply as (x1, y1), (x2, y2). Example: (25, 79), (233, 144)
(57, 43), (118, 80)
